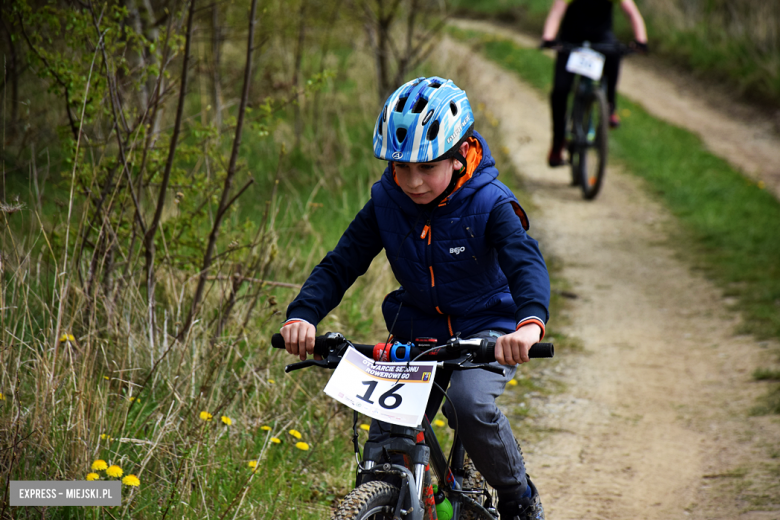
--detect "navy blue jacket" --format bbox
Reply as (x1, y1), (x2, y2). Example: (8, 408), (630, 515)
(286, 131), (550, 341)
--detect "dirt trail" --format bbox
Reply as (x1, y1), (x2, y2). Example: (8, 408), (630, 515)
(438, 32), (780, 520)
(451, 19), (780, 201)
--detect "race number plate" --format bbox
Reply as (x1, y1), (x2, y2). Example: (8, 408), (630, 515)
(566, 48), (606, 81)
(323, 347), (437, 428)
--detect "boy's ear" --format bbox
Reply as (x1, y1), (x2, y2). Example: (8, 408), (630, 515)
(454, 140), (471, 170)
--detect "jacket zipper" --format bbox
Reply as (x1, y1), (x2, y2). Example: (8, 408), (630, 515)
(421, 216), (443, 315)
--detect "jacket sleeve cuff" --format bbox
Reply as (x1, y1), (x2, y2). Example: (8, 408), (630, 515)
(516, 317), (546, 340)
(281, 317), (315, 331)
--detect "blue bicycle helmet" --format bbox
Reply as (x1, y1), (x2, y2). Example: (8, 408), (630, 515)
(373, 77), (474, 165)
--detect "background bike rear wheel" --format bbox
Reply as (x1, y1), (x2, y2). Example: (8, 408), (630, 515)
(576, 88), (609, 200)
(332, 481), (400, 520)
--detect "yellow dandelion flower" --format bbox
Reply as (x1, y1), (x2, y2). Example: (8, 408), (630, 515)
(758, 180), (766, 190)
(260, 425), (272, 431)
(221, 416), (232, 426)
(621, 108), (631, 118)
(91, 460), (108, 471)
(433, 419), (445, 427)
(0, 392), (5, 401)
(288, 429), (302, 440)
(268, 379), (275, 384)
(122, 475), (141, 487)
(270, 437), (281, 444)
(59, 333), (75, 342)
(248, 460), (258, 469)
(106, 465), (123, 478)
(86, 473), (99, 481)
(199, 411), (213, 421)
(122, 475), (140, 487)
(101, 434), (112, 441)
(103, 376), (110, 380)
(295, 442), (310, 451)
(508, 379), (518, 387)
(129, 396), (140, 403)
(359, 424), (370, 431)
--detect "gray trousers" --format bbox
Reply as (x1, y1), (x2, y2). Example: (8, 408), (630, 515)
(368, 330), (528, 499)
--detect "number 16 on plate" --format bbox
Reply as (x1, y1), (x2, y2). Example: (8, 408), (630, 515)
(323, 347), (438, 428)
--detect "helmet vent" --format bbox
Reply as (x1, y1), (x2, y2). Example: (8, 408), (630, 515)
(411, 98), (428, 114)
(383, 105), (388, 122)
(426, 120), (440, 141)
(396, 127), (408, 143)
(395, 97), (408, 112)
(429, 81), (441, 89)
(450, 102), (458, 116)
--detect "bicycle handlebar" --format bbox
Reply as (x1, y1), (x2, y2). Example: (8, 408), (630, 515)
(549, 41), (636, 56)
(272, 332), (554, 373)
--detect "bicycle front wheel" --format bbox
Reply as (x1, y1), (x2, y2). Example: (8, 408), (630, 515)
(574, 88), (609, 200)
(332, 481), (400, 520)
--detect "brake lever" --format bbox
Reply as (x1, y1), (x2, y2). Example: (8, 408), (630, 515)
(440, 354), (506, 377)
(457, 362), (505, 377)
(284, 359), (329, 373)
(284, 351), (346, 373)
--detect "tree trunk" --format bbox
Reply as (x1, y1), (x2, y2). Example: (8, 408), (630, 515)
(178, 0), (261, 340)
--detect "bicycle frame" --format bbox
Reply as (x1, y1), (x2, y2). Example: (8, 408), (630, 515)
(566, 74), (604, 152)
(356, 416), (495, 520)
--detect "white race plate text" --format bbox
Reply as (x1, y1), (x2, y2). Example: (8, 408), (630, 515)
(324, 347), (437, 427)
(566, 48), (606, 81)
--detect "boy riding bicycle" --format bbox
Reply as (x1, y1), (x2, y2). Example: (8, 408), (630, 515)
(541, 0), (648, 167)
(280, 77), (550, 520)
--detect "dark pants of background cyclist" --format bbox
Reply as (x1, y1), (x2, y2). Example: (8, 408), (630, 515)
(550, 32), (621, 150)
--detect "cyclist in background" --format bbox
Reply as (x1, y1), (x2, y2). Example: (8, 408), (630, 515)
(541, 0), (648, 167)
(280, 77), (550, 520)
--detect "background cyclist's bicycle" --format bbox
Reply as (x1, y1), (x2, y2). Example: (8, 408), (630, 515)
(556, 41), (635, 200)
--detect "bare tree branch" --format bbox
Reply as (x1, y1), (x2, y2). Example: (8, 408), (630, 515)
(178, 0), (260, 340)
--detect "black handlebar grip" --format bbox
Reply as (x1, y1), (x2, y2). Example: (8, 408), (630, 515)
(476, 341), (554, 362)
(529, 343), (554, 358)
(271, 333), (332, 357)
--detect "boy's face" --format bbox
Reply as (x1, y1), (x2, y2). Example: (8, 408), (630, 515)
(393, 141), (470, 205)
(393, 160), (455, 205)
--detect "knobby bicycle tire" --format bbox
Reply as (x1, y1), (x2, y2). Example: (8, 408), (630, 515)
(331, 481), (400, 520)
(575, 88), (609, 200)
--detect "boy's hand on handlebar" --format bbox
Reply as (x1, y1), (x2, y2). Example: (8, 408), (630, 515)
(281, 321), (321, 361)
(539, 39), (557, 50)
(495, 324), (543, 366)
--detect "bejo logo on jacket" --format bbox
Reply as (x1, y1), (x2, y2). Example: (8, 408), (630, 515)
(449, 247), (466, 255)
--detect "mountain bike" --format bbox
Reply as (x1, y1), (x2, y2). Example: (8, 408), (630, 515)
(271, 332), (554, 520)
(557, 41), (634, 200)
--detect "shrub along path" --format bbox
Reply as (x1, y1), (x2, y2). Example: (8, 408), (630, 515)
(437, 32), (780, 519)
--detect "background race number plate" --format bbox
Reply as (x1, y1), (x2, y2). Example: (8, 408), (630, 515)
(323, 347), (437, 427)
(566, 48), (606, 81)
